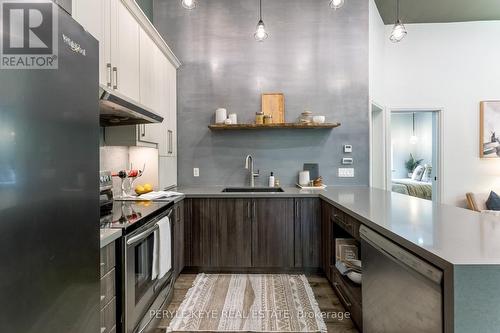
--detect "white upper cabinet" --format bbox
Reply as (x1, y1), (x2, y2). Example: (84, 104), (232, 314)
(73, 0), (141, 103)
(139, 29), (156, 110)
(72, 0), (111, 87)
(111, 0), (140, 102)
(73, 0), (178, 162)
(167, 61), (177, 157)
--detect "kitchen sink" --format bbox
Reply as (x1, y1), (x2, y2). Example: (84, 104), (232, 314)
(222, 187), (285, 193)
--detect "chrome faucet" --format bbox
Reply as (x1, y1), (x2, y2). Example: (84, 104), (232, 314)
(245, 155), (260, 187)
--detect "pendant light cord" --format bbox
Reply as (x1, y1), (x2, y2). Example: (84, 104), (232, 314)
(259, 0), (263, 20)
(396, 0), (400, 21)
(412, 113), (415, 135)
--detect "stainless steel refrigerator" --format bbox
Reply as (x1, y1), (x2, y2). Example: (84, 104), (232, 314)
(0, 3), (100, 333)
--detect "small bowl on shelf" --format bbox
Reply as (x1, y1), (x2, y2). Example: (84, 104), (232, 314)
(312, 115), (326, 124)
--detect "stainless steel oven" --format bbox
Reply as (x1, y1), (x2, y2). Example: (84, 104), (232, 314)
(124, 208), (174, 333)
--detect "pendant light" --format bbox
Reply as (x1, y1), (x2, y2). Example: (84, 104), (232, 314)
(409, 113), (418, 144)
(181, 0), (196, 10)
(254, 0), (268, 42)
(329, 0), (345, 10)
(389, 0), (407, 43)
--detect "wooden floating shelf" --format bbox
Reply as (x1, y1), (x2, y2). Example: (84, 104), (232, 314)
(208, 123), (341, 131)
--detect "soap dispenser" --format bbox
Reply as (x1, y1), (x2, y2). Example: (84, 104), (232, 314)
(269, 172), (275, 187)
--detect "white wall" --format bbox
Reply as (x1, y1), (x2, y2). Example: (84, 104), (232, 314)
(375, 19), (500, 206)
(369, 0), (387, 190)
(368, 0), (386, 105)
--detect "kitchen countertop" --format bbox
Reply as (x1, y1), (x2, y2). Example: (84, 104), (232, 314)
(101, 200), (174, 234)
(176, 185), (500, 332)
(100, 228), (122, 248)
(176, 186), (500, 267)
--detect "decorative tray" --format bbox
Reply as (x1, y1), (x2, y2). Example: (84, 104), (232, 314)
(296, 184), (327, 190)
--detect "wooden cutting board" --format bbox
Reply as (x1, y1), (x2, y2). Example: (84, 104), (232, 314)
(261, 93), (285, 123)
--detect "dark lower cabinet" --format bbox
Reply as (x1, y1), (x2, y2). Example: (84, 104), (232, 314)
(173, 201), (184, 280)
(184, 198), (295, 269)
(182, 197), (362, 329)
(252, 198), (294, 268)
(213, 199), (252, 267)
(185, 198), (216, 267)
(294, 198), (321, 268)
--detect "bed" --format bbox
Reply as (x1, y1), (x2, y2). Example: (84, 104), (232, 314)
(392, 179), (432, 200)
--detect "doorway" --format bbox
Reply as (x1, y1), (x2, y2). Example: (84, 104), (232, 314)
(388, 109), (442, 202)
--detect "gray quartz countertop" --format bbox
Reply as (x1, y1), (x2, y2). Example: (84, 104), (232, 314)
(176, 186), (500, 267)
(176, 186), (321, 197)
(100, 228), (122, 248)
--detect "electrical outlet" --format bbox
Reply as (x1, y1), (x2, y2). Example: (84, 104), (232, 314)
(342, 157), (353, 165)
(344, 144), (353, 153)
(338, 168), (355, 178)
(193, 168), (199, 177)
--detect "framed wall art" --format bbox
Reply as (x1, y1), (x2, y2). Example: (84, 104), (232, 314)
(480, 101), (500, 158)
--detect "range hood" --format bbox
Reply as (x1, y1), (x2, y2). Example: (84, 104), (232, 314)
(99, 86), (163, 127)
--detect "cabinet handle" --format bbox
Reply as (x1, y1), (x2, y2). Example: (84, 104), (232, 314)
(168, 130), (173, 154)
(252, 201), (256, 221)
(247, 202), (251, 219)
(106, 63), (112, 87)
(112, 66), (118, 89)
(333, 282), (351, 307)
(141, 124), (146, 137)
(295, 200), (299, 217)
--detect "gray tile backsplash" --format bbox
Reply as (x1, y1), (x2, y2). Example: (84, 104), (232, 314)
(154, 0), (369, 186)
(100, 146), (159, 195)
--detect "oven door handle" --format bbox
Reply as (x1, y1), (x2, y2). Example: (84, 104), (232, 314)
(126, 209), (172, 246)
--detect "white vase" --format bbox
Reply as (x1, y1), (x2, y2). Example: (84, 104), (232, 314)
(215, 108), (227, 124)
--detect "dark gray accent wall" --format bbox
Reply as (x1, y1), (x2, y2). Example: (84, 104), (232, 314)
(154, 0), (369, 187)
(375, 0), (500, 25)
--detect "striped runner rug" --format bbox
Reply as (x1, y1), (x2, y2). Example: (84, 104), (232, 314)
(167, 274), (327, 332)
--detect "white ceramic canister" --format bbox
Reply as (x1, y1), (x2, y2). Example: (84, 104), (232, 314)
(299, 171), (310, 186)
(228, 113), (237, 124)
(215, 108), (227, 124)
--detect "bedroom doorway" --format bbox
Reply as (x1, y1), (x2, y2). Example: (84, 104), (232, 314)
(388, 109), (442, 202)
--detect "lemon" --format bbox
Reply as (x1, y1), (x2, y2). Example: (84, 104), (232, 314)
(143, 183), (153, 192)
(135, 185), (145, 195)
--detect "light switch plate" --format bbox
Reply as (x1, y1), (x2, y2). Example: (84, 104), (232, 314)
(338, 168), (355, 178)
(344, 144), (353, 153)
(193, 168), (199, 177)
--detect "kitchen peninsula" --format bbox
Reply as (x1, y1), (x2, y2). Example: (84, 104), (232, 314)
(175, 186), (500, 333)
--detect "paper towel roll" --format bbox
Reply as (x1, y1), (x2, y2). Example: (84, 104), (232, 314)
(299, 171), (310, 186)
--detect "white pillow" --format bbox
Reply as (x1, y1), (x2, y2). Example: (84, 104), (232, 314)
(411, 165), (425, 181)
(421, 165), (432, 183)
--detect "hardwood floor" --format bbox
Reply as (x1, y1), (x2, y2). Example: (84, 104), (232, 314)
(154, 274), (359, 333)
